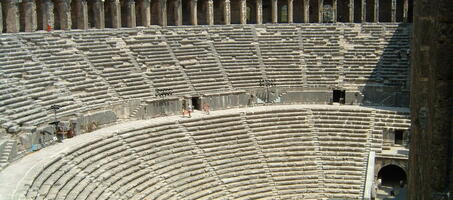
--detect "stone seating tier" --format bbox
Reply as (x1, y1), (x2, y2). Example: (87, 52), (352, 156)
(0, 103), (411, 200)
(0, 24), (410, 147)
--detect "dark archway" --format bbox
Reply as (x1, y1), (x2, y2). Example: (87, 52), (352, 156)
(379, 0), (392, 22)
(366, 0), (376, 22)
(87, 1), (97, 28)
(167, 0), (178, 26)
(407, 0), (413, 22)
(337, 0), (350, 22)
(277, 0), (288, 23)
(213, 0), (224, 24)
(230, 0), (241, 24)
(246, 1), (256, 24)
(395, 0), (404, 22)
(353, 0), (362, 22)
(150, 0), (160, 25)
(104, 0), (115, 28)
(51, 0), (61, 30)
(36, 0), (44, 30)
(378, 165), (407, 187)
(182, 0), (191, 25)
(309, 0), (319, 22)
(19, 1), (27, 32)
(293, 0), (304, 23)
(197, 0), (208, 25)
(262, 0), (272, 23)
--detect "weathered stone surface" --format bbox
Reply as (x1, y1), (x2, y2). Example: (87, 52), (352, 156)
(0, 0), (412, 32)
(0, 2), (3, 33)
(0, 105), (411, 200)
(408, 0), (453, 199)
(78, 110), (117, 132)
(4, 0), (19, 33)
(6, 126), (20, 134)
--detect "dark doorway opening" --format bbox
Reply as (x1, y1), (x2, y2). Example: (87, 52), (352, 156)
(182, 99), (187, 110)
(192, 97), (201, 110)
(333, 90), (346, 104)
(394, 130), (404, 145)
(378, 165), (407, 187)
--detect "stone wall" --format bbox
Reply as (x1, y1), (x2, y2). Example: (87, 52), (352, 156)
(408, 0), (453, 199)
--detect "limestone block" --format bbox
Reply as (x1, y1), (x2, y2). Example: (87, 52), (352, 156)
(7, 125), (21, 134)
(79, 110), (117, 132)
(1, 122), (15, 129)
(19, 132), (35, 151)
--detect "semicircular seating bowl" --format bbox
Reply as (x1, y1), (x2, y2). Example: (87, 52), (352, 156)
(0, 24), (410, 131)
(20, 105), (410, 200)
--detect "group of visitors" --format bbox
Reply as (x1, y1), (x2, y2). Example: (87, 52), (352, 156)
(182, 103), (210, 118)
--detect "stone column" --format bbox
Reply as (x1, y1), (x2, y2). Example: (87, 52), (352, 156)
(348, 0), (354, 22)
(92, 0), (105, 28)
(373, 0), (379, 22)
(391, 0), (396, 22)
(140, 0), (151, 26)
(271, 0), (277, 23)
(287, 0), (294, 23)
(0, 3), (2, 33)
(332, 0), (337, 22)
(57, 0), (72, 30)
(224, 0), (230, 25)
(318, 0), (323, 22)
(174, 0), (182, 25)
(303, 0), (309, 23)
(207, 0), (214, 25)
(41, 0), (54, 30)
(361, 0), (366, 22)
(240, 0), (246, 24)
(23, 0), (38, 32)
(160, 0), (167, 26)
(126, 0), (136, 27)
(4, 0), (19, 32)
(190, 0), (197, 25)
(73, 0), (88, 29)
(402, 0), (408, 22)
(256, 0), (262, 24)
(109, 0), (121, 28)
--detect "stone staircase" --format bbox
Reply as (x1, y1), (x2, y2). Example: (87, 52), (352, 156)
(239, 112), (281, 199)
(176, 120), (234, 199)
(129, 102), (147, 120)
(159, 34), (196, 94)
(307, 109), (325, 197)
(0, 140), (15, 170)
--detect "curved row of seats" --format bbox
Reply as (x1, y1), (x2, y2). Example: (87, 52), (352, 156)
(0, 24), (410, 131)
(22, 106), (410, 200)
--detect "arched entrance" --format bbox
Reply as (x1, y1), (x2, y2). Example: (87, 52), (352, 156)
(378, 164), (407, 187)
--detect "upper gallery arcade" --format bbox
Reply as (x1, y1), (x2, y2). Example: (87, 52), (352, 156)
(0, 0), (412, 33)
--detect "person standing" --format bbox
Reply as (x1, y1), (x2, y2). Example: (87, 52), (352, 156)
(187, 104), (193, 118)
(203, 103), (210, 115)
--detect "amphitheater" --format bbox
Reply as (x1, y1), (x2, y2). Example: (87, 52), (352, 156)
(0, 0), (416, 199)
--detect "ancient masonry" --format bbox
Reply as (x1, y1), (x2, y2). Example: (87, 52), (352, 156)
(408, 0), (453, 198)
(0, 0), (418, 199)
(1, 0), (412, 33)
(7, 105), (411, 200)
(0, 23), (412, 199)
